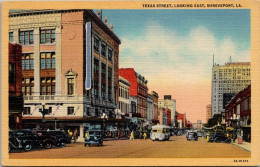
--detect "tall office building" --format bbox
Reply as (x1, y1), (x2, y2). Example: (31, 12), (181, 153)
(211, 62), (250, 117)
(9, 9), (121, 139)
(206, 104), (211, 123)
(159, 95), (176, 127)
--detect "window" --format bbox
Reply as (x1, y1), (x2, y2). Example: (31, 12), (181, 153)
(67, 107), (74, 115)
(22, 78), (34, 95)
(101, 43), (106, 57)
(94, 59), (99, 74)
(101, 63), (106, 78)
(40, 77), (55, 95)
(94, 81), (99, 97)
(108, 86), (112, 100)
(67, 78), (74, 95)
(101, 84), (105, 98)
(22, 53), (34, 70)
(108, 67), (112, 80)
(40, 29), (55, 44)
(9, 63), (15, 83)
(9, 32), (13, 42)
(19, 30), (33, 45)
(24, 107), (31, 115)
(108, 48), (113, 61)
(94, 37), (100, 52)
(40, 52), (55, 69)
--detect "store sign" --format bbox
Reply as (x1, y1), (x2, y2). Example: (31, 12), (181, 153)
(85, 22), (92, 90)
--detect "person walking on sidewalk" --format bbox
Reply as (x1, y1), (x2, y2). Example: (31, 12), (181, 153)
(73, 129), (78, 143)
(130, 131), (134, 141)
(143, 132), (147, 140)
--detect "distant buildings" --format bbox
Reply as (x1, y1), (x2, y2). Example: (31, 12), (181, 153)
(147, 93), (153, 127)
(211, 62), (251, 117)
(158, 107), (167, 125)
(9, 43), (23, 129)
(206, 104), (212, 122)
(151, 91), (159, 125)
(159, 95), (176, 127)
(176, 112), (186, 129)
(118, 76), (130, 118)
(225, 85), (251, 142)
(118, 68), (148, 124)
(197, 120), (202, 129)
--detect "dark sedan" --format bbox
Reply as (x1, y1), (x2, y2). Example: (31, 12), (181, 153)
(32, 130), (58, 148)
(48, 130), (71, 147)
(9, 129), (41, 152)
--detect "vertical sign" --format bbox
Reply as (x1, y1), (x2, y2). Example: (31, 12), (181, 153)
(85, 22), (92, 90)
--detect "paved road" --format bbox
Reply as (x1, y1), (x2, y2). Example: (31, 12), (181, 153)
(9, 135), (250, 158)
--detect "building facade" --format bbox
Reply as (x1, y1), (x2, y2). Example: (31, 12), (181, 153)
(206, 104), (212, 122)
(159, 95), (176, 127)
(211, 62), (251, 117)
(9, 43), (23, 129)
(147, 93), (153, 126)
(9, 9), (121, 139)
(118, 76), (130, 118)
(166, 108), (171, 126)
(118, 68), (148, 121)
(151, 91), (159, 125)
(158, 107), (167, 125)
(225, 85), (251, 142)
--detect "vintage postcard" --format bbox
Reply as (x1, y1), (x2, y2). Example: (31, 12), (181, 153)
(1, 0), (260, 166)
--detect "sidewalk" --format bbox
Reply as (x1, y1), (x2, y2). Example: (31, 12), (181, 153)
(231, 141), (251, 152)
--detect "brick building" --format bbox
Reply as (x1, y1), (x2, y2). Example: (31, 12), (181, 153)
(118, 68), (148, 122)
(9, 9), (121, 139)
(151, 91), (159, 125)
(158, 107), (167, 125)
(9, 42), (23, 129)
(166, 108), (171, 126)
(225, 85), (251, 141)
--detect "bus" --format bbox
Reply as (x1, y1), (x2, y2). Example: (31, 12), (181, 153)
(151, 125), (171, 141)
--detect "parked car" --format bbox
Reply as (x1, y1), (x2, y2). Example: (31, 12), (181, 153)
(197, 131), (202, 137)
(84, 130), (103, 146)
(209, 133), (231, 143)
(32, 130), (58, 149)
(186, 131), (198, 141)
(9, 129), (41, 152)
(48, 130), (71, 147)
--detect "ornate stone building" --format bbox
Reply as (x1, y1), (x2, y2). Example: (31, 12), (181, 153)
(9, 9), (121, 139)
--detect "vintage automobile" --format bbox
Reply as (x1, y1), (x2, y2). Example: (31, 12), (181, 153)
(209, 133), (231, 143)
(84, 130), (103, 146)
(32, 130), (58, 149)
(9, 129), (41, 152)
(48, 130), (71, 147)
(197, 131), (202, 137)
(186, 131), (198, 141)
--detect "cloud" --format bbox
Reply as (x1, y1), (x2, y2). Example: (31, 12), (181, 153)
(118, 22), (250, 123)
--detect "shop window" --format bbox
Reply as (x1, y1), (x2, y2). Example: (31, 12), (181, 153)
(40, 52), (55, 69)
(67, 107), (74, 115)
(19, 30), (33, 45)
(94, 58), (99, 74)
(108, 48), (113, 61)
(40, 29), (55, 44)
(22, 53), (34, 70)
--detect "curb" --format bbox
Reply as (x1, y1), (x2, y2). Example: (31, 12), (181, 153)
(231, 143), (251, 152)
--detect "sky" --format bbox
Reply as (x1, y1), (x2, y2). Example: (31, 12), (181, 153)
(100, 9), (251, 123)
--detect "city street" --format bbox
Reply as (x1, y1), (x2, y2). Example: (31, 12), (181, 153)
(9, 135), (250, 158)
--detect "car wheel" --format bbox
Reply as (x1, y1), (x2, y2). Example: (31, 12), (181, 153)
(60, 142), (66, 147)
(44, 142), (52, 149)
(24, 143), (32, 151)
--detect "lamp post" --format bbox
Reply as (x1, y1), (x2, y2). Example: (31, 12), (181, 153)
(39, 103), (48, 130)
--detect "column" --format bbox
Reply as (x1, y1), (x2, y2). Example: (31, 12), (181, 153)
(111, 52), (114, 102)
(105, 47), (108, 100)
(98, 40), (101, 98)
(91, 35), (95, 96)
(13, 29), (19, 43)
(55, 27), (62, 95)
(33, 27), (40, 96)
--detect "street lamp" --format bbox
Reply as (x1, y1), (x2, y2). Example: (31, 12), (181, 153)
(39, 103), (48, 129)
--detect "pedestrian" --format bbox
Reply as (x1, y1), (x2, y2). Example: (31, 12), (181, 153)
(68, 129), (73, 142)
(85, 131), (88, 138)
(143, 132), (147, 140)
(130, 131), (134, 141)
(73, 129), (78, 143)
(206, 133), (209, 142)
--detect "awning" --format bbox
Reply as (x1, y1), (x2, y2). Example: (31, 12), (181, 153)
(242, 125), (251, 128)
(226, 127), (234, 130)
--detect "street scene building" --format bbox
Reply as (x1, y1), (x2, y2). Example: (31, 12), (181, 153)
(211, 61), (251, 116)
(9, 42), (23, 129)
(118, 75), (130, 118)
(225, 85), (251, 142)
(159, 95), (176, 127)
(158, 107), (167, 125)
(9, 9), (121, 139)
(151, 91), (159, 125)
(206, 104), (212, 122)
